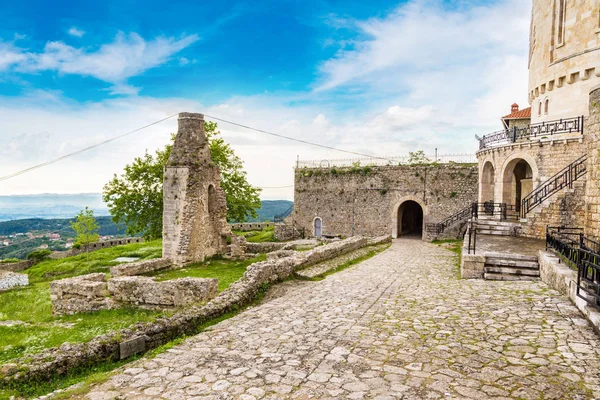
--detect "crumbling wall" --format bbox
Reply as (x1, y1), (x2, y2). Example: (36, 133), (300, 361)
(110, 258), (171, 277)
(585, 87), (600, 240)
(50, 273), (110, 315)
(109, 277), (218, 308)
(163, 113), (230, 266)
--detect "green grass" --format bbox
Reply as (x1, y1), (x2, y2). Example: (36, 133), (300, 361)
(26, 240), (163, 284)
(149, 254), (266, 292)
(232, 226), (276, 243)
(308, 244), (391, 280)
(0, 258), (21, 264)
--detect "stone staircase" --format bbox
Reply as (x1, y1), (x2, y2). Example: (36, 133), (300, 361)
(483, 252), (540, 281)
(475, 218), (522, 236)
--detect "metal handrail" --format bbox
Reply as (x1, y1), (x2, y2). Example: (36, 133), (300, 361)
(479, 116), (584, 149)
(521, 155), (587, 217)
(274, 204), (294, 223)
(546, 226), (600, 308)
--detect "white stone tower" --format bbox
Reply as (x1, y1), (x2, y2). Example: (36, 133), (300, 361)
(528, 0), (600, 123)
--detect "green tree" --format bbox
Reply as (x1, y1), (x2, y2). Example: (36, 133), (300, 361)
(407, 150), (432, 165)
(103, 121), (262, 240)
(71, 207), (100, 248)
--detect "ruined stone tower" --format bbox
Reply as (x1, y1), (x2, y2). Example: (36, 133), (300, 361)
(162, 112), (230, 266)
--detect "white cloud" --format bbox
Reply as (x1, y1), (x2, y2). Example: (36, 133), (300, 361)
(68, 27), (85, 38)
(0, 32), (199, 91)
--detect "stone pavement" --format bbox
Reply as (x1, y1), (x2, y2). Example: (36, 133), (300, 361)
(83, 239), (600, 400)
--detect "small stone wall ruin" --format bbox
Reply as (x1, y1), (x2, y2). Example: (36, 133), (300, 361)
(0, 270), (29, 291)
(109, 277), (218, 308)
(110, 258), (171, 277)
(5, 236), (378, 384)
(0, 260), (33, 272)
(230, 222), (273, 231)
(49, 237), (143, 259)
(51, 272), (218, 315)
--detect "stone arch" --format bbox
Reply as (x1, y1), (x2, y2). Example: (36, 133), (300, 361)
(313, 217), (323, 238)
(391, 196), (428, 239)
(479, 160), (495, 203)
(499, 153), (539, 211)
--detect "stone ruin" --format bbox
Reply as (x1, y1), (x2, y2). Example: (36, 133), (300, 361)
(162, 112), (231, 266)
(50, 271), (218, 315)
(0, 270), (29, 292)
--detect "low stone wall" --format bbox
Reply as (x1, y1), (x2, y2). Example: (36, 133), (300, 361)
(538, 250), (600, 334)
(49, 237), (143, 259)
(110, 258), (171, 277)
(245, 241), (288, 253)
(0, 271), (29, 291)
(367, 235), (393, 246)
(274, 224), (303, 241)
(1, 236), (372, 385)
(230, 222), (273, 232)
(109, 277), (218, 308)
(0, 260), (33, 272)
(460, 254), (485, 279)
(50, 273), (111, 315)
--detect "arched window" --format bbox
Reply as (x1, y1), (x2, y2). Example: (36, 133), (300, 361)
(538, 101), (542, 117)
(544, 98), (549, 115)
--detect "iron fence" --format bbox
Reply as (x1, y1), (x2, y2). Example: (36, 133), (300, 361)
(479, 116), (584, 149)
(296, 153), (477, 168)
(474, 202), (520, 221)
(546, 226), (600, 308)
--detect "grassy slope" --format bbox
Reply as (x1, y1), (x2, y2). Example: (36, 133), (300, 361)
(233, 226), (276, 243)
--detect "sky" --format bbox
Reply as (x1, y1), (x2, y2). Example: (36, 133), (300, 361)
(0, 0), (531, 200)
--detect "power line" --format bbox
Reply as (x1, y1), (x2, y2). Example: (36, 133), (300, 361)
(258, 185), (294, 189)
(0, 114), (178, 182)
(204, 114), (396, 162)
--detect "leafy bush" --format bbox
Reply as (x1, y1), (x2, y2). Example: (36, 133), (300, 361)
(26, 249), (53, 265)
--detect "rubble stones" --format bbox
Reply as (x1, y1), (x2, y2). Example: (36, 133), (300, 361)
(0, 270), (29, 291)
(110, 258), (171, 277)
(50, 273), (110, 315)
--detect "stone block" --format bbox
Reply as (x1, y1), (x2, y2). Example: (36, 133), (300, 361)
(50, 273), (111, 315)
(461, 254), (486, 279)
(119, 336), (146, 360)
(110, 258), (171, 277)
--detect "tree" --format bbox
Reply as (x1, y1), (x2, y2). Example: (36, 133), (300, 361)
(407, 150), (432, 165)
(26, 249), (52, 265)
(71, 207), (100, 248)
(103, 122), (262, 240)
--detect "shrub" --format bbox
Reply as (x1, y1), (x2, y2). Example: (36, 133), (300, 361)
(26, 249), (53, 265)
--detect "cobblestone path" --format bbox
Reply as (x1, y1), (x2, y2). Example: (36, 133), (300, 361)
(84, 239), (600, 400)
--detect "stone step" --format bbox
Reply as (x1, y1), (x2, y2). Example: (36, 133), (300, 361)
(485, 259), (539, 269)
(483, 272), (540, 281)
(484, 266), (540, 276)
(476, 229), (516, 236)
(475, 224), (516, 231)
(484, 252), (539, 262)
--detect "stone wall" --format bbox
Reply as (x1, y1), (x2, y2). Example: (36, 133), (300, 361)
(230, 222), (273, 231)
(3, 236), (377, 384)
(110, 258), (171, 277)
(49, 237), (143, 260)
(50, 273), (111, 315)
(163, 113), (230, 266)
(0, 260), (32, 272)
(585, 86), (600, 240)
(274, 223), (304, 241)
(0, 271), (28, 291)
(293, 164), (478, 240)
(108, 277), (218, 308)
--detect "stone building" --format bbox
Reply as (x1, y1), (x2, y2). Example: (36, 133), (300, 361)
(476, 0), (600, 240)
(162, 113), (230, 266)
(289, 163), (478, 240)
(528, 0), (600, 123)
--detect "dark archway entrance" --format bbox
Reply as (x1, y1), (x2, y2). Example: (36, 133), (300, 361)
(397, 200), (424, 236)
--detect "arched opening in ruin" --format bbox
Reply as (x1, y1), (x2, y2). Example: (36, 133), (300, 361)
(314, 217), (322, 238)
(502, 158), (534, 211)
(481, 161), (495, 203)
(397, 201), (423, 236)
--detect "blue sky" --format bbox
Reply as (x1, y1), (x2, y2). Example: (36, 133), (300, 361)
(0, 0), (531, 198)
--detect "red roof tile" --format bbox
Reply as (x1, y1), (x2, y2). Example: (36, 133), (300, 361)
(502, 107), (531, 119)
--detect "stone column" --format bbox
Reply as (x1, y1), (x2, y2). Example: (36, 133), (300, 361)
(585, 86), (600, 239)
(162, 112), (231, 266)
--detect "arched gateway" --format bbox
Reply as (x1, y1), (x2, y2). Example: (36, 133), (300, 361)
(393, 200), (424, 238)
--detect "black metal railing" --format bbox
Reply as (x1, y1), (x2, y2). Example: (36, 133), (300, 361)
(521, 155), (587, 218)
(546, 226), (600, 308)
(474, 202), (520, 221)
(274, 204), (294, 223)
(467, 220), (477, 254)
(479, 116), (584, 149)
(425, 203), (477, 236)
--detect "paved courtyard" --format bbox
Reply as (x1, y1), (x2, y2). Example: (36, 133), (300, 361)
(84, 239), (600, 400)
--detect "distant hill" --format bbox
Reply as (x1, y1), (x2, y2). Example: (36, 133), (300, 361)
(245, 200), (293, 222)
(0, 193), (108, 221)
